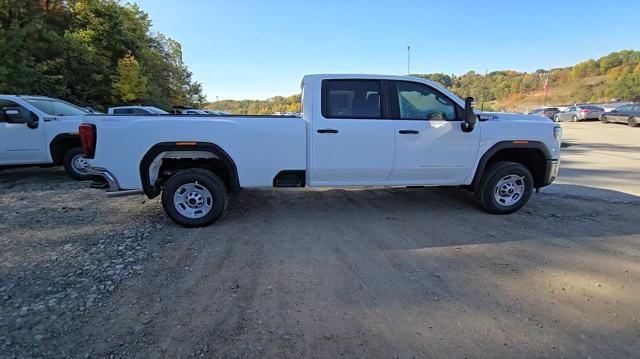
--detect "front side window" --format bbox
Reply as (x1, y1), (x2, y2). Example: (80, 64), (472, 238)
(322, 80), (382, 119)
(395, 81), (457, 121)
(0, 100), (31, 122)
(113, 109), (130, 114)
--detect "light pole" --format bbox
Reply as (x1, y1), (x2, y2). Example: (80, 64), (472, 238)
(407, 46), (411, 75)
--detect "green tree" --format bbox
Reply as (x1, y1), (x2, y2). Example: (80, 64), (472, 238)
(112, 52), (147, 103)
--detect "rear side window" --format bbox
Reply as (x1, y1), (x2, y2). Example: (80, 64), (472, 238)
(113, 109), (129, 114)
(322, 80), (382, 119)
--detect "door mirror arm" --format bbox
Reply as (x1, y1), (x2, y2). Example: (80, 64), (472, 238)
(461, 97), (476, 133)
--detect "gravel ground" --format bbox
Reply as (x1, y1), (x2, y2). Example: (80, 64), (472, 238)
(1, 123), (639, 358)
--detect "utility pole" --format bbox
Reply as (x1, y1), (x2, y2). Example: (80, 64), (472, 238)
(407, 46), (411, 75)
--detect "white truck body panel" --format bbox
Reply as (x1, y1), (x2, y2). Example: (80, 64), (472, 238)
(86, 116), (306, 189)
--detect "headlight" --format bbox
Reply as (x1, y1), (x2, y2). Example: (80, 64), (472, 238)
(554, 126), (563, 146)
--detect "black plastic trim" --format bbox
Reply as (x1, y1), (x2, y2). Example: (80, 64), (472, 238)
(139, 142), (240, 198)
(471, 141), (552, 191)
(49, 133), (80, 164)
(273, 170), (306, 187)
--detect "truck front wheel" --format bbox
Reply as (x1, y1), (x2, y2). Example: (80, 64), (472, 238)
(161, 169), (228, 227)
(476, 161), (534, 214)
(63, 147), (92, 181)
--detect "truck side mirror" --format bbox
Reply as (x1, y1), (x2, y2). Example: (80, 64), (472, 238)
(2, 107), (30, 124)
(461, 97), (476, 133)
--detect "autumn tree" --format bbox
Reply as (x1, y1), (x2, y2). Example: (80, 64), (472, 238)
(112, 52), (147, 103)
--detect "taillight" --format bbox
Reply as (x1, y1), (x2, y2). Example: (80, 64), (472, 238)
(79, 123), (96, 158)
(580, 109), (589, 113)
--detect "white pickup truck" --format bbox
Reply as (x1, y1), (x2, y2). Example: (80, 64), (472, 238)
(81, 74), (561, 227)
(0, 95), (92, 179)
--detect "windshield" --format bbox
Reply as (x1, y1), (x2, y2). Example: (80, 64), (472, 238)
(146, 106), (169, 114)
(26, 99), (88, 116)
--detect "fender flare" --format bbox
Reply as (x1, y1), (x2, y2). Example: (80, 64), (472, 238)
(139, 142), (240, 198)
(470, 140), (551, 191)
(49, 133), (80, 164)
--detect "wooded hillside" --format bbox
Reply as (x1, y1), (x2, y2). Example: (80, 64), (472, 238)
(0, 0), (206, 110)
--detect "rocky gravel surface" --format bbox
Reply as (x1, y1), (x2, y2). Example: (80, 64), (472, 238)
(1, 165), (639, 358)
(0, 167), (168, 358)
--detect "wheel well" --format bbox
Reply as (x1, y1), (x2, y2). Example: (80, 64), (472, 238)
(474, 147), (548, 189)
(139, 142), (240, 198)
(157, 157), (234, 192)
(49, 134), (80, 165)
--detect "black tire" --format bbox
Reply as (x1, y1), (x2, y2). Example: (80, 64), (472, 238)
(476, 161), (534, 214)
(600, 115), (608, 124)
(629, 117), (638, 127)
(553, 115), (560, 122)
(572, 115), (578, 122)
(63, 147), (92, 180)
(161, 168), (228, 227)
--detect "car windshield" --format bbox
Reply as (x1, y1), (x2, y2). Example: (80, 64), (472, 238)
(27, 99), (88, 116)
(146, 107), (169, 114)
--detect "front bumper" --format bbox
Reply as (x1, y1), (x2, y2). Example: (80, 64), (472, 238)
(542, 159), (560, 187)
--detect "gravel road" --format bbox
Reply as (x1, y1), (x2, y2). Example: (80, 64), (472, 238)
(1, 123), (639, 358)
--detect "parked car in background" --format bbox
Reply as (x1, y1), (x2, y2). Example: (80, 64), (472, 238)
(107, 106), (169, 115)
(203, 110), (232, 115)
(600, 104), (639, 127)
(528, 107), (560, 119)
(553, 105), (604, 122)
(0, 95), (92, 179)
(171, 106), (211, 115)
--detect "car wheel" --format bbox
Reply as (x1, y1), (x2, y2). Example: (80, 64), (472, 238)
(572, 115), (578, 122)
(161, 168), (228, 227)
(554, 115), (560, 122)
(476, 161), (534, 214)
(629, 117), (639, 127)
(600, 115), (608, 124)
(63, 147), (92, 180)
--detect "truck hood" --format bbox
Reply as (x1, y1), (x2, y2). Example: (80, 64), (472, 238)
(477, 111), (553, 123)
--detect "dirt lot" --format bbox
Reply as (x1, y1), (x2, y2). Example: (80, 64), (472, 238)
(1, 122), (639, 358)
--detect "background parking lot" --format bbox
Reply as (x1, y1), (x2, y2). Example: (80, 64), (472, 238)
(1, 122), (639, 358)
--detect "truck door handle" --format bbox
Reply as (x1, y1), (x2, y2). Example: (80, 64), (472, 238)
(317, 129), (338, 134)
(399, 130), (419, 134)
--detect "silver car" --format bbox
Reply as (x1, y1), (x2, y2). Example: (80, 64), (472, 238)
(553, 105), (604, 122)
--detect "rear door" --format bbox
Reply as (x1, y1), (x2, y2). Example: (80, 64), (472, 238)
(387, 80), (480, 183)
(310, 79), (395, 184)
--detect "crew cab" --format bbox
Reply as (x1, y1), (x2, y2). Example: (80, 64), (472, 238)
(81, 75), (562, 227)
(0, 95), (92, 180)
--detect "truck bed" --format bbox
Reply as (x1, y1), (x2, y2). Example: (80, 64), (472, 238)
(85, 115), (307, 190)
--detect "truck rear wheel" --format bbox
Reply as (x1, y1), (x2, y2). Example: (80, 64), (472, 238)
(161, 169), (228, 227)
(63, 147), (92, 181)
(476, 161), (534, 214)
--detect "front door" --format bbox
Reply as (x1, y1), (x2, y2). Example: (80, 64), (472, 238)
(0, 100), (46, 164)
(388, 80), (480, 184)
(310, 79), (395, 185)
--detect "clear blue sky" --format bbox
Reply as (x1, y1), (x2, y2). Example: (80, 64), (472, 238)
(134, 0), (639, 101)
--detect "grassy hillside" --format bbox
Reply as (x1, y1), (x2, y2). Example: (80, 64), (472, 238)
(490, 75), (611, 112)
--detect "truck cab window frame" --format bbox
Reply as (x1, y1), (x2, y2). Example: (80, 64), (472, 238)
(388, 80), (463, 121)
(321, 79), (385, 119)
